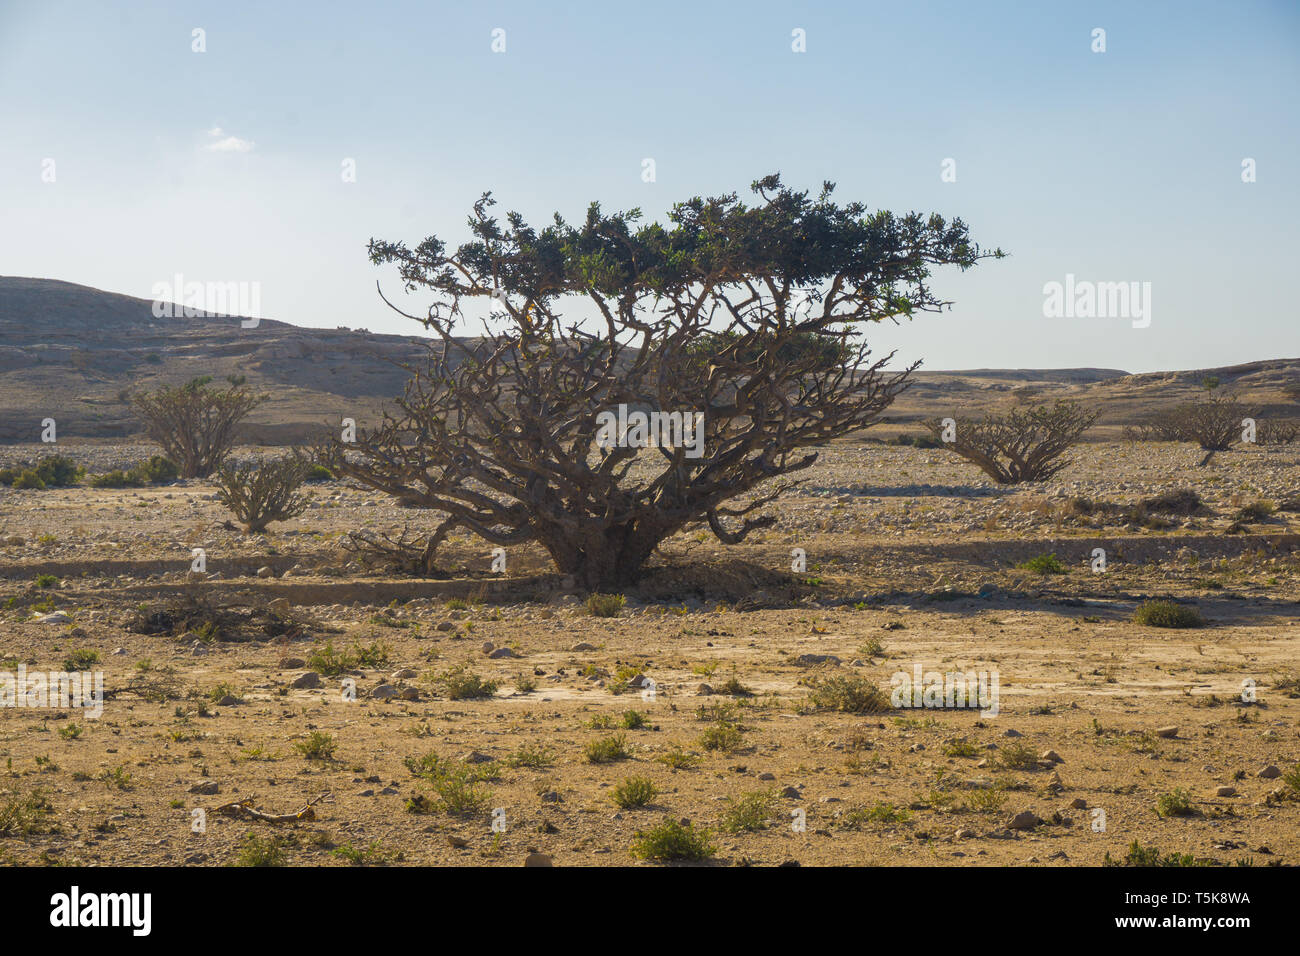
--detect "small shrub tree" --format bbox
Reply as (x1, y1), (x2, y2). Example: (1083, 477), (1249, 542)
(1124, 394), (1255, 463)
(133, 377), (265, 478)
(924, 400), (1099, 484)
(215, 456), (311, 533)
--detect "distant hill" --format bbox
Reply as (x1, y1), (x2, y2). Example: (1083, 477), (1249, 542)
(1, 277), (1297, 443)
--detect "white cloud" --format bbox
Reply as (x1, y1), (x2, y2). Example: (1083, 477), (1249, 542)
(202, 129), (254, 152)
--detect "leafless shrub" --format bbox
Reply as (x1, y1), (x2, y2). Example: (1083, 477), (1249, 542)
(924, 400), (1099, 484)
(1124, 394), (1256, 462)
(1257, 419), (1299, 445)
(132, 377), (265, 478)
(215, 456), (311, 533)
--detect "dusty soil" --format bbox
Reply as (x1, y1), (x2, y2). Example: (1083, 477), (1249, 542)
(0, 441), (1297, 867)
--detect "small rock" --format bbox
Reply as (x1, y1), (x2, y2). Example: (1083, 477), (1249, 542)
(1008, 811), (1041, 830)
(188, 781), (219, 795)
(1040, 749), (1062, 763)
(570, 642), (596, 652)
(1216, 786), (1237, 797)
(1155, 726), (1179, 739)
(1003, 729), (1023, 738)
(291, 672), (322, 689)
(780, 786), (801, 799)
(256, 566), (274, 578)
(955, 828), (977, 839)
(488, 647), (518, 659)
(370, 684), (399, 700)
(1069, 798), (1088, 810)
(524, 852), (553, 867)
(697, 683), (715, 696)
(279, 657), (306, 669)
(1257, 765), (1282, 779)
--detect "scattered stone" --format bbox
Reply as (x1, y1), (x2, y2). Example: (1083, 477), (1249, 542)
(188, 781), (219, 795)
(955, 828), (977, 839)
(1003, 729), (1023, 738)
(1040, 749), (1062, 763)
(780, 786), (801, 799)
(1257, 765), (1282, 779)
(33, 611), (72, 625)
(446, 835), (469, 849)
(697, 683), (715, 696)
(1155, 726), (1179, 739)
(1008, 811), (1041, 830)
(1216, 786), (1237, 797)
(461, 750), (493, 764)
(292, 672), (322, 689)
(398, 687), (420, 701)
(570, 642), (596, 652)
(267, 598), (291, 616)
(758, 772), (776, 781)
(524, 852), (553, 867)
(279, 657), (306, 669)
(436, 621), (456, 632)
(488, 647), (518, 659)
(370, 684), (399, 700)
(256, 566), (274, 578)
(1069, 798), (1088, 810)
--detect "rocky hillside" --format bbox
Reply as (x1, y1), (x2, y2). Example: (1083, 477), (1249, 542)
(1, 276), (1297, 443)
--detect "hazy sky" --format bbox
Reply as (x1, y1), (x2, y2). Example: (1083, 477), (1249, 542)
(2, 0), (1297, 372)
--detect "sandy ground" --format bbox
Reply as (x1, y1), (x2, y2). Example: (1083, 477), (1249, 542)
(0, 441), (1297, 867)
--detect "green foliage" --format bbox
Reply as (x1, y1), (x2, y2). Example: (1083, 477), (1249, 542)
(1134, 600), (1203, 629)
(611, 775), (658, 809)
(630, 819), (716, 862)
(1017, 552), (1066, 575)
(809, 675), (891, 713)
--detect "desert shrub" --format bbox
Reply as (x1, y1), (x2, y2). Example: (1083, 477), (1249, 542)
(584, 733), (630, 763)
(1139, 488), (1202, 516)
(89, 455), (180, 488)
(924, 401), (1099, 484)
(34, 574), (58, 589)
(1, 456), (83, 489)
(997, 741), (1040, 770)
(720, 789), (779, 833)
(809, 674), (891, 713)
(1104, 840), (1208, 867)
(1156, 788), (1196, 818)
(304, 464), (334, 482)
(1257, 419), (1299, 445)
(233, 833), (288, 867)
(294, 731), (337, 760)
(0, 791), (56, 835)
(62, 649), (99, 671)
(630, 819), (716, 861)
(586, 593), (626, 618)
(1235, 500), (1275, 522)
(215, 456), (311, 533)
(1125, 394), (1254, 460)
(9, 470), (44, 490)
(611, 775), (658, 809)
(1134, 600), (1203, 629)
(655, 746), (699, 770)
(133, 378), (265, 478)
(698, 719), (745, 753)
(840, 802), (911, 827)
(1017, 552), (1066, 575)
(433, 665), (498, 700)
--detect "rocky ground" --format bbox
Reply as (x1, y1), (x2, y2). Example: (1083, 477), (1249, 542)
(0, 440), (1297, 867)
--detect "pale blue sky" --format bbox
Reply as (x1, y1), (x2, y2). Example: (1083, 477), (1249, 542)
(2, 0), (1297, 372)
